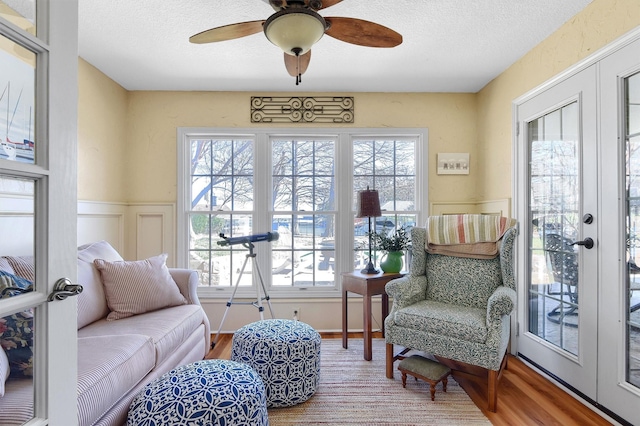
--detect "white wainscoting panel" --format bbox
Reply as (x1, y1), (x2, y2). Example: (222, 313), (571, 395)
(77, 201), (175, 263)
(77, 201), (127, 254)
(127, 204), (176, 266)
(429, 198), (512, 217)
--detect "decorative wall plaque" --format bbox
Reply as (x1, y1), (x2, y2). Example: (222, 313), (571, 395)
(437, 153), (470, 175)
(251, 96), (354, 123)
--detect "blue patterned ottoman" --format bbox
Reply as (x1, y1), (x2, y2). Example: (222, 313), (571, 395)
(231, 319), (321, 408)
(127, 360), (268, 426)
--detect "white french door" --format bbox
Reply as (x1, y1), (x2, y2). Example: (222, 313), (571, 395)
(516, 65), (599, 400)
(598, 37), (640, 425)
(0, 1), (79, 425)
(515, 31), (640, 426)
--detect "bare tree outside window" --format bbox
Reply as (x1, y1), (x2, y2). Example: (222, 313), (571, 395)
(353, 138), (417, 269)
(179, 129), (425, 294)
(188, 138), (254, 287)
(271, 138), (336, 287)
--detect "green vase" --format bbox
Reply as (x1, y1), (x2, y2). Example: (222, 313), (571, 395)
(380, 251), (403, 273)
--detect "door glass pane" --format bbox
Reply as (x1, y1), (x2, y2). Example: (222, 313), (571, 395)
(0, 33), (36, 164)
(0, 175), (35, 424)
(0, 1), (36, 35)
(528, 102), (579, 356)
(625, 71), (640, 388)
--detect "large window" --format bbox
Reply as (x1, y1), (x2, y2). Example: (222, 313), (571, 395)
(178, 128), (427, 298)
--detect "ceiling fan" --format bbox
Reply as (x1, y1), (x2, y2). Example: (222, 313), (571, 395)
(189, 0), (403, 85)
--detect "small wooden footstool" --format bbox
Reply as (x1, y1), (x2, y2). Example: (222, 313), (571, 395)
(398, 355), (451, 401)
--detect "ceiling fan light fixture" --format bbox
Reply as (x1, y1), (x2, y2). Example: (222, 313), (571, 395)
(264, 8), (326, 56)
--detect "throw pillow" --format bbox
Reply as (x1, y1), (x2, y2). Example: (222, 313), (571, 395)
(0, 346), (9, 396)
(0, 257), (14, 275)
(94, 253), (187, 320)
(3, 256), (35, 282)
(0, 270), (34, 378)
(77, 240), (124, 263)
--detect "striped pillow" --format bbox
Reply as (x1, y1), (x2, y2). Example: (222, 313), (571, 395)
(3, 256), (34, 282)
(94, 254), (187, 321)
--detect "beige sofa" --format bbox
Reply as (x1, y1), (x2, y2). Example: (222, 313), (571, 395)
(0, 241), (211, 426)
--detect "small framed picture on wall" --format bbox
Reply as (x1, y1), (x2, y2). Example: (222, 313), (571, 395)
(437, 153), (469, 175)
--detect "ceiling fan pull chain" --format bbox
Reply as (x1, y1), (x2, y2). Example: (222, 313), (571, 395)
(292, 47), (302, 85)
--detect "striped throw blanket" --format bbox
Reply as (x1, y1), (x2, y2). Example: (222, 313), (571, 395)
(426, 214), (517, 259)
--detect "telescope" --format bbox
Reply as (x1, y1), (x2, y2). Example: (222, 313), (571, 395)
(217, 231), (279, 247)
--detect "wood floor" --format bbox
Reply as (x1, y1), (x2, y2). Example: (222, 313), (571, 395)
(207, 332), (615, 426)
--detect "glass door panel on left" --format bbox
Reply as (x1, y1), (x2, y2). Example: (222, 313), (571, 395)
(0, 33), (36, 164)
(0, 175), (35, 424)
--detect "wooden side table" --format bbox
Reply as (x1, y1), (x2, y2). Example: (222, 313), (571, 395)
(341, 270), (404, 361)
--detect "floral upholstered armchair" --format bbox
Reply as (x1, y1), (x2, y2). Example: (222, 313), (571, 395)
(384, 219), (517, 412)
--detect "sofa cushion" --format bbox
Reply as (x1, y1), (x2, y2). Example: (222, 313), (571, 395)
(77, 240), (124, 263)
(77, 259), (110, 329)
(0, 378), (33, 425)
(76, 241), (123, 329)
(77, 334), (155, 426)
(78, 304), (205, 367)
(394, 299), (488, 344)
(94, 254), (187, 320)
(0, 346), (8, 397)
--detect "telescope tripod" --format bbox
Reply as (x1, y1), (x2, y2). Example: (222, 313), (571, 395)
(212, 242), (274, 347)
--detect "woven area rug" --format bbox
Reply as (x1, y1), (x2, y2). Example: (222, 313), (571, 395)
(267, 338), (491, 425)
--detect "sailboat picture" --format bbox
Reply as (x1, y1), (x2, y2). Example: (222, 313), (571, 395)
(0, 46), (35, 164)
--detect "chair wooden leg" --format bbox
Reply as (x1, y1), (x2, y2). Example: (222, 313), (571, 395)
(386, 343), (394, 378)
(488, 369), (498, 412)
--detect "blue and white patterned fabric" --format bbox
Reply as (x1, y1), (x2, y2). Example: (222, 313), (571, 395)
(231, 319), (321, 408)
(127, 360), (268, 426)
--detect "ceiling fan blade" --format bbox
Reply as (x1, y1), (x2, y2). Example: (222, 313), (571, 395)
(189, 20), (265, 44)
(317, 0), (343, 10)
(284, 50), (311, 76)
(324, 17), (402, 47)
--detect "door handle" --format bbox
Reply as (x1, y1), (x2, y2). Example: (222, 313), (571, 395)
(47, 278), (83, 302)
(570, 237), (594, 249)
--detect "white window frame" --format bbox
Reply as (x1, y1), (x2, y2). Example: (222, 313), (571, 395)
(177, 127), (428, 299)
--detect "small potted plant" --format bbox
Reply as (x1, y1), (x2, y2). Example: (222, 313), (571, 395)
(369, 226), (411, 273)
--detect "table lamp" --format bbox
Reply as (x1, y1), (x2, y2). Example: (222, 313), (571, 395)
(356, 186), (382, 274)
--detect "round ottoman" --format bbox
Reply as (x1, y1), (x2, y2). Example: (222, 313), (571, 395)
(127, 360), (268, 426)
(231, 319), (321, 408)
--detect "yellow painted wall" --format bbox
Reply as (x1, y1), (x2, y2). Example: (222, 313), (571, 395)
(124, 91), (477, 203)
(476, 0), (640, 200)
(77, 59), (128, 201)
(74, 0), (640, 337)
(77, 0), (640, 207)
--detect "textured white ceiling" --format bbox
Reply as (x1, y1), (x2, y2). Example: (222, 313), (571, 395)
(78, 0), (593, 93)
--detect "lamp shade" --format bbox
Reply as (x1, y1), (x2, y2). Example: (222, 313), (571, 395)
(264, 8), (326, 56)
(356, 187), (381, 218)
